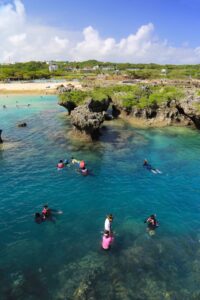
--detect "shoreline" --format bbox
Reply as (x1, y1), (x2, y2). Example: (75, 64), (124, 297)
(0, 81), (82, 95)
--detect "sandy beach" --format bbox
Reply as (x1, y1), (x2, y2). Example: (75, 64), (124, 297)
(0, 81), (82, 95)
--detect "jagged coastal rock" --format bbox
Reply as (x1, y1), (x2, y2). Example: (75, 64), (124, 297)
(59, 99), (77, 115)
(118, 97), (200, 129)
(0, 129), (3, 143)
(59, 86), (200, 139)
(70, 104), (105, 139)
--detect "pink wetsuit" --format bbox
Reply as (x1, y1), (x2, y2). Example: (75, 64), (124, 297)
(102, 235), (114, 250)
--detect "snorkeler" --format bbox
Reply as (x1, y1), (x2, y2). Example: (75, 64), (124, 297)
(102, 230), (114, 250)
(57, 160), (65, 169)
(41, 205), (63, 222)
(143, 159), (162, 174)
(42, 205), (51, 219)
(71, 157), (80, 165)
(104, 214), (114, 234)
(34, 212), (44, 224)
(144, 214), (159, 235)
(64, 159), (70, 166)
(80, 166), (88, 176)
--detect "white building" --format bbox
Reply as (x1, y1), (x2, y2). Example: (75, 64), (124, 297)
(161, 68), (167, 75)
(49, 64), (58, 72)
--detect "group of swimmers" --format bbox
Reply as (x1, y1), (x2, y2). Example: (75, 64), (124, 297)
(35, 205), (63, 224)
(35, 207), (158, 249)
(34, 158), (161, 250)
(101, 213), (159, 250)
(57, 157), (89, 175)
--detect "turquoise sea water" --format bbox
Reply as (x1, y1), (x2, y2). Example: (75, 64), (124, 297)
(0, 95), (200, 300)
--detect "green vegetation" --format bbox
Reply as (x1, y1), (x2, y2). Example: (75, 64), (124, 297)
(1, 60), (200, 81)
(59, 84), (185, 110)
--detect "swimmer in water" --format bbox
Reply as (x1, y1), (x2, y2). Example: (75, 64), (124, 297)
(80, 166), (88, 176)
(143, 159), (162, 174)
(34, 212), (44, 224)
(42, 205), (51, 219)
(104, 214), (114, 235)
(101, 230), (114, 250)
(57, 160), (65, 169)
(144, 214), (159, 235)
(71, 157), (80, 166)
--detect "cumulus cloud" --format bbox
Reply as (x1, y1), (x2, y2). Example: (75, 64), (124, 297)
(0, 0), (200, 64)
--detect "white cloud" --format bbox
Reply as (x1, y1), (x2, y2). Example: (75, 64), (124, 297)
(0, 0), (200, 64)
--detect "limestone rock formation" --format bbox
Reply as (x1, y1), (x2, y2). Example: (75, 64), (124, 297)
(116, 96), (200, 129)
(87, 97), (112, 113)
(70, 105), (105, 139)
(59, 99), (77, 115)
(176, 97), (200, 129)
(0, 129), (3, 143)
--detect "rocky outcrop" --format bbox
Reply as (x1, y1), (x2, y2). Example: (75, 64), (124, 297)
(57, 84), (75, 94)
(59, 99), (77, 115)
(176, 97), (200, 129)
(87, 97), (112, 112)
(0, 129), (3, 143)
(70, 104), (105, 139)
(116, 96), (200, 129)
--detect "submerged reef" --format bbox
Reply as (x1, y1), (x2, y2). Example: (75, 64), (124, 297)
(52, 230), (200, 300)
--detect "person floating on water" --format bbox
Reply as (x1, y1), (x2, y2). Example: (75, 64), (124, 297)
(57, 160), (65, 169)
(80, 166), (88, 176)
(102, 230), (114, 250)
(144, 214), (159, 235)
(34, 212), (44, 224)
(71, 157), (80, 166)
(42, 205), (51, 220)
(104, 214), (114, 234)
(64, 159), (70, 167)
(143, 159), (162, 174)
(34, 205), (63, 223)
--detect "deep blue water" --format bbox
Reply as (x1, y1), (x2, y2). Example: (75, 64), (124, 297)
(0, 95), (200, 300)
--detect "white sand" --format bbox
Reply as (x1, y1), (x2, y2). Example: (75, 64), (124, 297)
(0, 81), (82, 94)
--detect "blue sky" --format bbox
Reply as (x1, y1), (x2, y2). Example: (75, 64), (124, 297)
(0, 0), (200, 63)
(22, 0), (200, 47)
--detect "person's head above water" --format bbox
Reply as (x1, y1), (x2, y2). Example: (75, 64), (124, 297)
(59, 160), (63, 163)
(43, 205), (48, 209)
(107, 214), (113, 222)
(35, 212), (41, 218)
(150, 214), (156, 219)
(144, 159), (148, 165)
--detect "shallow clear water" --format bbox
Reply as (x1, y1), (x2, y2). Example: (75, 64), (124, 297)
(0, 95), (200, 300)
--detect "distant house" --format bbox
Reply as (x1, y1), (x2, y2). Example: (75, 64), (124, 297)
(126, 68), (140, 71)
(161, 69), (167, 75)
(92, 65), (100, 71)
(49, 64), (58, 72)
(102, 66), (115, 71)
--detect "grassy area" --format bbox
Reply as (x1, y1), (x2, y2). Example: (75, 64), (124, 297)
(59, 84), (185, 109)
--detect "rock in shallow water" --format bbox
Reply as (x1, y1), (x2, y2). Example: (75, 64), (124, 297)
(70, 105), (105, 139)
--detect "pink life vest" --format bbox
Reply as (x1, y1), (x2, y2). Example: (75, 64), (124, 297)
(102, 235), (113, 250)
(57, 163), (64, 169)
